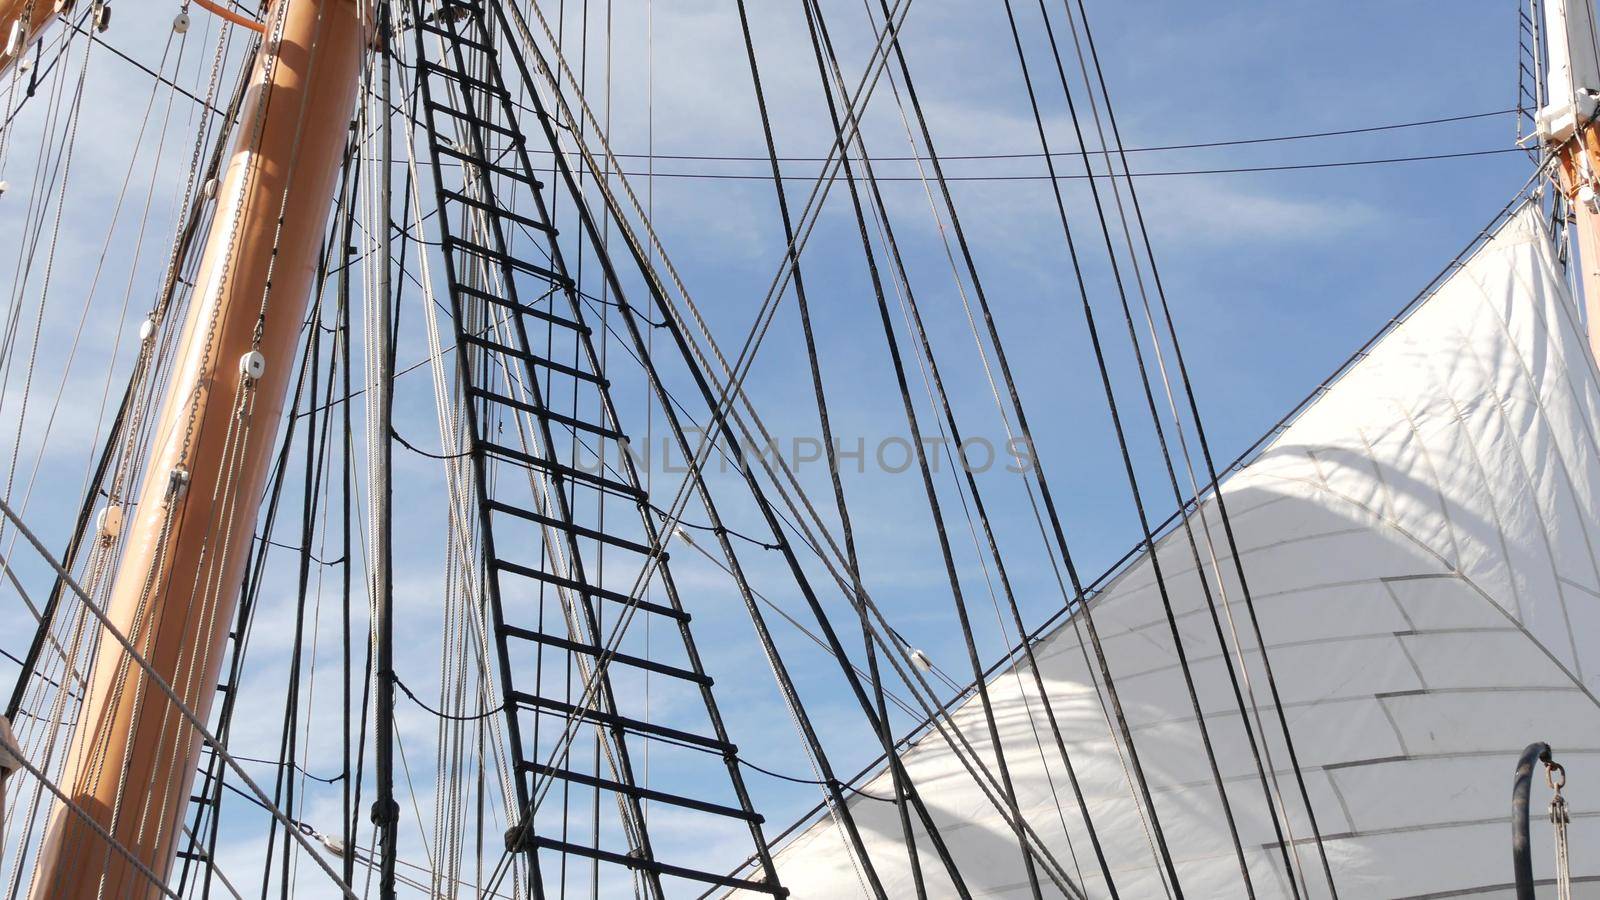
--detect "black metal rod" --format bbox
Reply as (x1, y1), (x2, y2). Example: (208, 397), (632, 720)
(373, 2), (399, 895)
(1513, 741), (1551, 900)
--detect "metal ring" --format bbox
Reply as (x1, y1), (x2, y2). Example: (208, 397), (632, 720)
(1547, 760), (1567, 791)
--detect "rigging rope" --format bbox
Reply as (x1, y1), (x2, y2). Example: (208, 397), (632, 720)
(498, 146), (1525, 182)
(521, 107), (1520, 164)
(503, 14), (1071, 892)
(0, 495), (358, 897)
(1062, 0), (1342, 890)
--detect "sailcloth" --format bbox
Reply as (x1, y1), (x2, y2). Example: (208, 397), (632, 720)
(759, 204), (1600, 898)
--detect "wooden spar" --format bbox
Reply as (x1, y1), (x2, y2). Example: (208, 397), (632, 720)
(0, 0), (62, 74)
(1, 0), (272, 79)
(27, 0), (367, 894)
(1556, 135), (1600, 363)
(1541, 0), (1600, 361)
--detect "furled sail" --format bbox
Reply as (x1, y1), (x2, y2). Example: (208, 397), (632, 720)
(758, 203), (1600, 898)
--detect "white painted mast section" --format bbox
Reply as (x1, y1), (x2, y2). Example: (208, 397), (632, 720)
(1537, 0), (1600, 142)
(1540, 0), (1600, 360)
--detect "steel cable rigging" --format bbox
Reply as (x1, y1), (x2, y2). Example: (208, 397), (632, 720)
(1059, 0), (1342, 891)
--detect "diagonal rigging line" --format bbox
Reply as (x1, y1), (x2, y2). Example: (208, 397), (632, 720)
(751, 173), (1558, 872)
(474, 5), (1080, 895)
(816, 0), (1113, 888)
(501, 5), (1093, 891)
(497, 0), (925, 811)
(984, 0), (1251, 892)
(830, 0), (1232, 893)
(486, 10), (1222, 896)
(796, 1), (1059, 896)
(1063, 0), (1342, 891)
(733, 0), (933, 896)
(1026, 0), (1307, 892)
(550, 0), (1075, 890)
(0, 496), (358, 898)
(1029, 0), (1307, 892)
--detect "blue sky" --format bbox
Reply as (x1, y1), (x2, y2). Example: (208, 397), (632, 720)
(0, 0), (1547, 893)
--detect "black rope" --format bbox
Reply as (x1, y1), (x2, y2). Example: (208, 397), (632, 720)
(504, 147), (1522, 182)
(797, 0), (1121, 887)
(219, 781), (319, 838)
(255, 536), (345, 566)
(470, 5), (994, 897)
(989, 0), (1268, 893)
(791, 3), (1082, 897)
(649, 504), (780, 551)
(1063, 0), (1340, 891)
(736, 758), (895, 803)
(389, 426), (470, 460)
(231, 754), (346, 785)
(860, 0), (1207, 892)
(732, 1), (921, 892)
(517, 107), (1518, 164)
(578, 290), (668, 328)
(76, 25), (226, 119)
(261, 220), (345, 900)
(392, 675), (506, 722)
(1026, 1), (1306, 893)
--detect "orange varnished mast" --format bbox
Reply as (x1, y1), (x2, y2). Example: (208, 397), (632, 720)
(28, 0), (367, 895)
(0, 0), (61, 73)
(1542, 0), (1600, 360)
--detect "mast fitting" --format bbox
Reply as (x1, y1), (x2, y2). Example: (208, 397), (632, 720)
(95, 504), (123, 544)
(164, 465), (190, 503)
(239, 349), (266, 381)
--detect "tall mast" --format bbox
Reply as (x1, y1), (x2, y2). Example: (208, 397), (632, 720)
(28, 0), (368, 895)
(1540, 0), (1600, 358)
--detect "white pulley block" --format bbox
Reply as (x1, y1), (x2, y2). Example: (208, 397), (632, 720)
(95, 504), (124, 542)
(173, 12), (190, 33)
(1581, 183), (1600, 215)
(909, 648), (933, 672)
(5, 22), (25, 58)
(166, 466), (190, 502)
(240, 350), (266, 381)
(137, 317), (155, 343)
(203, 178), (217, 199)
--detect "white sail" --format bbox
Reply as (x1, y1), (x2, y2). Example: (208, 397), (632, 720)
(759, 203), (1600, 898)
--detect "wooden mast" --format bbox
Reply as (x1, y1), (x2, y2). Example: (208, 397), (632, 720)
(0, 0), (62, 74)
(27, 0), (367, 894)
(1541, 0), (1600, 360)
